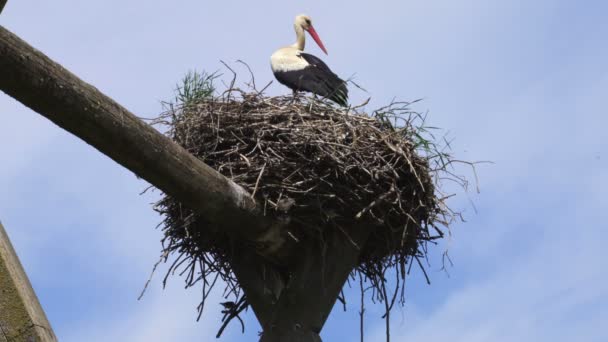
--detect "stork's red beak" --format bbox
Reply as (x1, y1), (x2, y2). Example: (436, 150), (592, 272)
(307, 25), (328, 55)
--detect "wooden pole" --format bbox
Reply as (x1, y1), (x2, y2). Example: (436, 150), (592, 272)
(0, 25), (294, 263)
(230, 248), (285, 325)
(259, 225), (372, 342)
(0, 221), (57, 342)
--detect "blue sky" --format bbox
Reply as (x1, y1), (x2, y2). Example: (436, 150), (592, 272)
(1, 0), (607, 341)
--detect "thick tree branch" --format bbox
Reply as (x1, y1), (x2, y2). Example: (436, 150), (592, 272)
(0, 25), (290, 261)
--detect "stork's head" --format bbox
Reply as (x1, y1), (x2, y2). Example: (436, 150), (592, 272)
(295, 14), (328, 55)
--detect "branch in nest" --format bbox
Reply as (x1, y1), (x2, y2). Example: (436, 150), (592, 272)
(216, 296), (248, 338)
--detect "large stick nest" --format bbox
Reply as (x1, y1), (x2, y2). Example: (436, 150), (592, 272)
(150, 73), (460, 336)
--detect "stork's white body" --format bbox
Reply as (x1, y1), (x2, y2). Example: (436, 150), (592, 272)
(271, 47), (310, 73)
(270, 15), (348, 106)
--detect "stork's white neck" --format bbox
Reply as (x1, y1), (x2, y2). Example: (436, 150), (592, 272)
(291, 24), (305, 51)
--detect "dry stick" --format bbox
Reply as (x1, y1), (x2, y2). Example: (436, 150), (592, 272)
(415, 255), (431, 285)
(359, 274), (365, 342)
(251, 162), (267, 198)
(216, 296), (248, 338)
(138, 252), (168, 300)
(236, 59), (256, 90)
(220, 60), (238, 98)
(338, 290), (347, 311)
(381, 274), (391, 342)
(0, 25), (293, 263)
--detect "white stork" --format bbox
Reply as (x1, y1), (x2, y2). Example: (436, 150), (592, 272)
(270, 14), (348, 106)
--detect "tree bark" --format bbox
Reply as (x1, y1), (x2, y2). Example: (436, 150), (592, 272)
(0, 25), (293, 261)
(230, 248), (285, 325)
(0, 221), (57, 342)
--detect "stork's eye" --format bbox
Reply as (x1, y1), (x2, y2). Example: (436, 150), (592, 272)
(305, 19), (311, 25)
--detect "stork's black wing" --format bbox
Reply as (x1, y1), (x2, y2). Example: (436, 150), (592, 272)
(297, 53), (348, 106)
(273, 52), (349, 106)
(299, 53), (334, 74)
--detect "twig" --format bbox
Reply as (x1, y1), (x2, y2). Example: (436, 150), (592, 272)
(236, 59), (256, 90)
(380, 275), (391, 342)
(352, 97), (371, 110)
(359, 274), (365, 342)
(414, 255), (431, 285)
(138, 253), (167, 300)
(216, 296), (248, 338)
(251, 163), (266, 198)
(219, 60), (237, 99)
